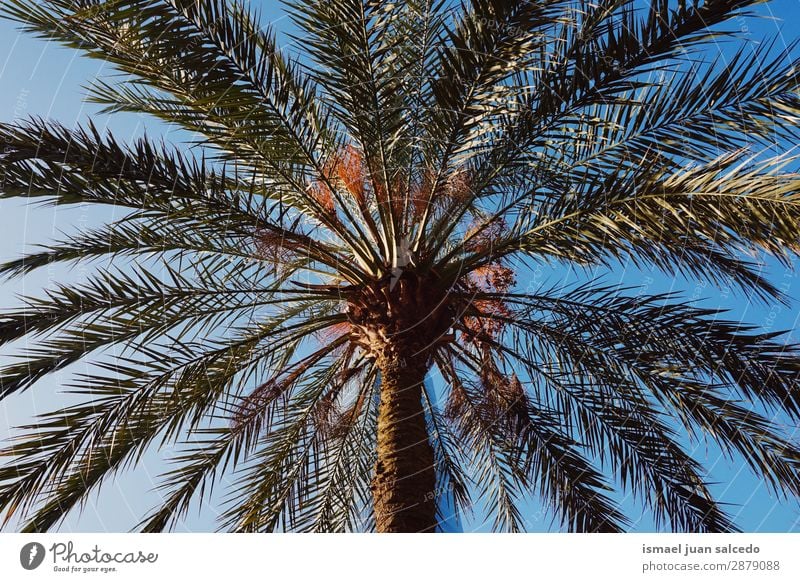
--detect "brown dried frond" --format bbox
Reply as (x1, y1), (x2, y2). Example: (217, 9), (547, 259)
(390, 175), (409, 221)
(461, 261), (516, 341)
(312, 377), (369, 440)
(335, 144), (368, 207)
(478, 356), (530, 429)
(464, 216), (508, 253)
(313, 389), (340, 438)
(314, 320), (353, 344)
(411, 171), (435, 220)
(444, 170), (473, 204)
(308, 181), (336, 214)
(470, 263), (516, 293)
(444, 376), (469, 421)
(328, 391), (367, 439)
(231, 345), (339, 432)
(253, 228), (301, 264)
(462, 298), (512, 340)
(411, 170), (473, 221)
(231, 379), (286, 431)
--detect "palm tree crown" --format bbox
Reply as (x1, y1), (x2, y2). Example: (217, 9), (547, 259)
(2, 0), (800, 532)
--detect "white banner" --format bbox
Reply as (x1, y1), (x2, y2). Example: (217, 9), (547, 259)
(1, 533), (799, 581)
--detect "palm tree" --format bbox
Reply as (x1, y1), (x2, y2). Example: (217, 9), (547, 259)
(1, 0), (800, 534)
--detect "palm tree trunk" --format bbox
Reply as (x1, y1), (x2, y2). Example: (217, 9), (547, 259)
(372, 352), (437, 533)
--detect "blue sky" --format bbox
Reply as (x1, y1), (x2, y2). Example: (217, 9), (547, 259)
(1, 0), (800, 532)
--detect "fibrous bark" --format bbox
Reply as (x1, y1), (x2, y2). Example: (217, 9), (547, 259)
(372, 351), (437, 533)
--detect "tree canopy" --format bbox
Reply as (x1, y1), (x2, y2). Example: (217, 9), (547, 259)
(1, 0), (800, 532)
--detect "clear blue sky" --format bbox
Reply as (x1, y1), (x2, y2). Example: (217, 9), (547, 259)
(1, 0), (800, 532)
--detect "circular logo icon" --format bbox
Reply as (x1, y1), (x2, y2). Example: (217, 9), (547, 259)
(20, 542), (46, 570)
